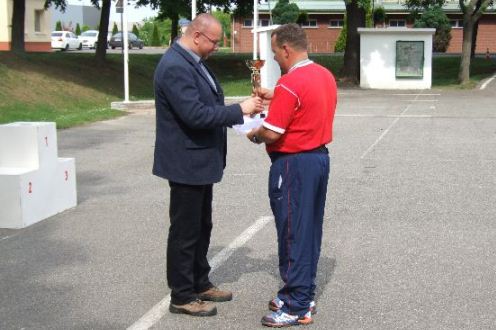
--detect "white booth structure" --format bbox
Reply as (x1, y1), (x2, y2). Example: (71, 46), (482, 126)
(358, 28), (436, 89)
(0, 122), (77, 229)
(256, 25), (281, 90)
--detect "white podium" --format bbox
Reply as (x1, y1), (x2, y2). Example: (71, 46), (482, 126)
(0, 122), (77, 229)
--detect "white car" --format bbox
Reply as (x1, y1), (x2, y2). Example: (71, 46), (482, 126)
(79, 30), (99, 49)
(51, 31), (82, 51)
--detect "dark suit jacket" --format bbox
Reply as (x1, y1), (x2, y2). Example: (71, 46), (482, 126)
(153, 42), (244, 185)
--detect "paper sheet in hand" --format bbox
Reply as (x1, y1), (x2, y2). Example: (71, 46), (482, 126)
(232, 114), (265, 134)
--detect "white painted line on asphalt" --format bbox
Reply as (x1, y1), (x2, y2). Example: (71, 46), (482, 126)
(127, 215), (273, 330)
(360, 94), (420, 159)
(480, 74), (496, 90)
(392, 93), (441, 96)
(406, 99), (438, 102)
(336, 114), (432, 118)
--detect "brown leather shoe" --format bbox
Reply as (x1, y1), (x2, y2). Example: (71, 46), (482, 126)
(169, 299), (217, 316)
(198, 286), (233, 302)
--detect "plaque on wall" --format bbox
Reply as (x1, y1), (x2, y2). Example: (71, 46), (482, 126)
(396, 41), (424, 79)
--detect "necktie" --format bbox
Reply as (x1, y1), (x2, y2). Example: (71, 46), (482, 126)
(199, 60), (217, 92)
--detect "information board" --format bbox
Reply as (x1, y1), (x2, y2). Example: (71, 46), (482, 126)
(396, 41), (424, 79)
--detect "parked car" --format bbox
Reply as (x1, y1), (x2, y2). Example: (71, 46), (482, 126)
(79, 30), (99, 49)
(79, 30), (113, 49)
(109, 32), (144, 49)
(51, 31), (82, 51)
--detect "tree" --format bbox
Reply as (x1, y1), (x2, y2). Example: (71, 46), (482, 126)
(10, 0), (26, 52)
(75, 23), (82, 35)
(341, 0), (369, 84)
(136, 0), (190, 42)
(373, 6), (386, 27)
(413, 6), (451, 52)
(56, 20), (63, 31)
(272, 0), (300, 24)
(457, 0), (493, 84)
(334, 15), (347, 52)
(151, 23), (161, 46)
(112, 22), (119, 35)
(132, 24), (140, 38)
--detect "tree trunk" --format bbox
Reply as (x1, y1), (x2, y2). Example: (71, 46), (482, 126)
(95, 0), (111, 66)
(170, 13), (179, 43)
(458, 15), (474, 84)
(470, 20), (479, 59)
(11, 0), (26, 52)
(341, 0), (366, 85)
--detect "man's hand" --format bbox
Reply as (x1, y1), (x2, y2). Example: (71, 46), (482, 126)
(240, 96), (264, 116)
(247, 128), (263, 144)
(257, 88), (274, 101)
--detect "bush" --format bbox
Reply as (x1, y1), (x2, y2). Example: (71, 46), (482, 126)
(112, 22), (119, 35)
(75, 23), (81, 35)
(132, 24), (140, 38)
(373, 7), (386, 26)
(334, 15), (347, 52)
(151, 24), (161, 46)
(414, 6), (452, 52)
(55, 20), (62, 31)
(139, 19), (172, 46)
(81, 25), (90, 33)
(272, 0), (300, 24)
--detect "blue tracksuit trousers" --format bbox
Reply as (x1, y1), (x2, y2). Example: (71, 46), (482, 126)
(268, 148), (330, 317)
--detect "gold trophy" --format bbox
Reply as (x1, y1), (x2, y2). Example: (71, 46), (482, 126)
(245, 59), (265, 96)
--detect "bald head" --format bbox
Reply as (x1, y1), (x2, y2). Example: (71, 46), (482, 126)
(185, 13), (221, 36)
(179, 13), (222, 59)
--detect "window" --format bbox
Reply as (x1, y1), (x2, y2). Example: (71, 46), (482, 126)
(34, 10), (44, 32)
(301, 19), (318, 28)
(389, 19), (406, 27)
(243, 19), (252, 27)
(260, 19), (270, 27)
(329, 20), (344, 28)
(450, 19), (463, 28)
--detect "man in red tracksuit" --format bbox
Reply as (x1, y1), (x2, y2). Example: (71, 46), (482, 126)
(247, 23), (337, 327)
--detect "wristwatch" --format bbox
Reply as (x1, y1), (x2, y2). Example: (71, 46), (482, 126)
(251, 135), (260, 143)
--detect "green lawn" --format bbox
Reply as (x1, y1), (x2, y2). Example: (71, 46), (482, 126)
(0, 51), (494, 128)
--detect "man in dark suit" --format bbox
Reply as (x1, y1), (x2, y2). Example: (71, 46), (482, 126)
(153, 13), (263, 317)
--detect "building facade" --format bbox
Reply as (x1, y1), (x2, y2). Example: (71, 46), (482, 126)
(232, 0), (496, 54)
(0, 0), (51, 52)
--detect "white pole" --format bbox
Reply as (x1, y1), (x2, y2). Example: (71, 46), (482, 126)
(253, 0), (258, 59)
(192, 0), (197, 20)
(123, 0), (129, 102)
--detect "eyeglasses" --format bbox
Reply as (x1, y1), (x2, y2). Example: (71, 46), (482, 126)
(199, 32), (220, 47)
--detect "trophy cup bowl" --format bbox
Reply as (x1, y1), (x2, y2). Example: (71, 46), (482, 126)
(245, 59), (265, 96)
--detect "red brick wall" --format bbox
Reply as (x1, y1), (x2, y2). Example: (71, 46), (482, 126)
(234, 13), (496, 54)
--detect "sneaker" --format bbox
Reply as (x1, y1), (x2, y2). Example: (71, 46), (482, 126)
(269, 298), (317, 314)
(169, 299), (217, 317)
(198, 286), (233, 302)
(261, 310), (313, 327)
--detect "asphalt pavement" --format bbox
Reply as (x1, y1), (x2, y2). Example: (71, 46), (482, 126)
(1, 78), (496, 329)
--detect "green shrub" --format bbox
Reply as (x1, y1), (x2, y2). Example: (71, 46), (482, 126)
(334, 15), (347, 52)
(112, 22), (119, 35)
(55, 20), (62, 31)
(151, 24), (161, 46)
(414, 6), (451, 52)
(75, 23), (81, 35)
(132, 24), (140, 38)
(272, 0), (300, 24)
(373, 7), (386, 26)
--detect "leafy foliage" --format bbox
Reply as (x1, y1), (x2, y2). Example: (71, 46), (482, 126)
(413, 6), (452, 52)
(334, 15), (347, 52)
(151, 24), (161, 46)
(373, 6), (386, 25)
(112, 22), (119, 35)
(55, 20), (62, 31)
(138, 18), (172, 46)
(132, 24), (140, 38)
(75, 23), (81, 35)
(272, 0), (301, 24)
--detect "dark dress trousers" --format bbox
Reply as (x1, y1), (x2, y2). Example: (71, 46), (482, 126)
(153, 42), (244, 305)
